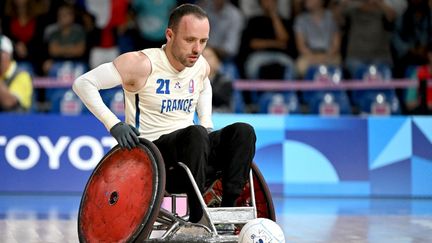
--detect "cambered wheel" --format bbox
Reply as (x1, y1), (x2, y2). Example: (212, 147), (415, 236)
(203, 161), (276, 221)
(78, 138), (166, 242)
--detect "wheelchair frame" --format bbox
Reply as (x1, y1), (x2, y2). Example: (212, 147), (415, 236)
(78, 138), (275, 242)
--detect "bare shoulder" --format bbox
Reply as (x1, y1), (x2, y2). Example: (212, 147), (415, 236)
(113, 51), (151, 92)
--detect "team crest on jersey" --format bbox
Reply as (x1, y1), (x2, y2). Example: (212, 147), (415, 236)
(175, 81), (181, 89)
(188, 79), (194, 93)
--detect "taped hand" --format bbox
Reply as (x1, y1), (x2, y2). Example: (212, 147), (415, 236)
(109, 122), (140, 150)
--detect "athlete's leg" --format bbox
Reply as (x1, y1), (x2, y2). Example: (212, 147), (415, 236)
(208, 122), (256, 207)
(153, 125), (210, 223)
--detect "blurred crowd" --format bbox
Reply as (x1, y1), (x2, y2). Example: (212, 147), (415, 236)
(0, 0), (431, 115)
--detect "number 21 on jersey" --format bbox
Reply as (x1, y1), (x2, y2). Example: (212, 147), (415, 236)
(156, 79), (170, 94)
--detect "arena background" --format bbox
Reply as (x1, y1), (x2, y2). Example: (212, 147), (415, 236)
(1, 113), (431, 198)
(1, 0), (432, 241)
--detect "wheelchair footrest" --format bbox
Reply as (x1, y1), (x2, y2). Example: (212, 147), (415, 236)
(206, 206), (256, 224)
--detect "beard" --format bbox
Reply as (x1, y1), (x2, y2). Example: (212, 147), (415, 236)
(171, 45), (199, 68)
(178, 56), (195, 67)
(174, 52), (199, 68)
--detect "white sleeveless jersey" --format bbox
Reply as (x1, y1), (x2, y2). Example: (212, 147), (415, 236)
(124, 47), (213, 141)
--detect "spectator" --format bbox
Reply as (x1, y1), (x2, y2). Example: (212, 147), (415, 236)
(392, 0), (431, 78)
(84, 0), (131, 68)
(404, 42), (432, 113)
(0, 35), (33, 112)
(131, 0), (177, 50)
(294, 0), (341, 77)
(333, 0), (405, 23)
(35, 0), (65, 25)
(202, 46), (233, 112)
(199, 0), (244, 61)
(337, 0), (396, 78)
(79, 10), (101, 65)
(237, 0), (295, 80)
(43, 3), (86, 74)
(385, 0), (407, 17)
(1, 0), (44, 72)
(239, 0), (292, 19)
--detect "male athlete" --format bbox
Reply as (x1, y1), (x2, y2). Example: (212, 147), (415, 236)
(73, 4), (256, 224)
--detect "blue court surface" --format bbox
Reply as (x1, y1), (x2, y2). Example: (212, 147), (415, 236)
(1, 194), (431, 242)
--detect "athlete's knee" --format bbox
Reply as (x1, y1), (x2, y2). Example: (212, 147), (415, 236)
(184, 125), (208, 137)
(182, 125), (209, 146)
(227, 122), (256, 141)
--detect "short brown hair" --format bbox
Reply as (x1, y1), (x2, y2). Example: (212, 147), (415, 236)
(168, 4), (208, 31)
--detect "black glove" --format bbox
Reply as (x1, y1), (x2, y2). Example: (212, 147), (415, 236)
(110, 122), (140, 150)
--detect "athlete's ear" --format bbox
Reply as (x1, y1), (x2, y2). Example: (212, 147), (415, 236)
(166, 28), (173, 42)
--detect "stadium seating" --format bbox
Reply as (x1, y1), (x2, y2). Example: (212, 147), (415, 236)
(45, 61), (88, 114)
(47, 88), (85, 115)
(17, 61), (35, 76)
(257, 91), (300, 114)
(100, 88), (125, 116)
(255, 64), (301, 114)
(351, 64), (400, 114)
(302, 65), (352, 115)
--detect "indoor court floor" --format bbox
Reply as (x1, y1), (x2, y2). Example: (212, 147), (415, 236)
(0, 194), (431, 242)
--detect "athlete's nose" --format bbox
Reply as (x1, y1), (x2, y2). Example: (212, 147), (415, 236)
(192, 41), (203, 54)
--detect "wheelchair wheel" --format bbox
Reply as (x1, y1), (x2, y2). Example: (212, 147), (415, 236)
(203, 161), (276, 221)
(78, 138), (166, 242)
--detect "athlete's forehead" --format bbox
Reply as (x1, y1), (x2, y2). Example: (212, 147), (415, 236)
(174, 14), (210, 39)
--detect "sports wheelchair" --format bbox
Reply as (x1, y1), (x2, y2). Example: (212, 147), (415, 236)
(78, 138), (275, 242)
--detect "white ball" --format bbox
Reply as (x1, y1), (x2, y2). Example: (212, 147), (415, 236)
(238, 218), (285, 243)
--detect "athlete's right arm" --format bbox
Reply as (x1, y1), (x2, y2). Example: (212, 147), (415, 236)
(73, 52), (151, 128)
(72, 62), (123, 131)
(113, 51), (151, 93)
(72, 51), (151, 149)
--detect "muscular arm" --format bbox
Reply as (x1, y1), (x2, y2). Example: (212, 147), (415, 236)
(113, 51), (151, 92)
(72, 51), (151, 131)
(72, 62), (123, 131)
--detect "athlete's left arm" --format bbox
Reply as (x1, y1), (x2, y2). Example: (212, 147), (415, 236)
(196, 61), (214, 131)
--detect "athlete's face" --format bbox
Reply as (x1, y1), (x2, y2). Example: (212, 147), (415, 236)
(167, 15), (209, 70)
